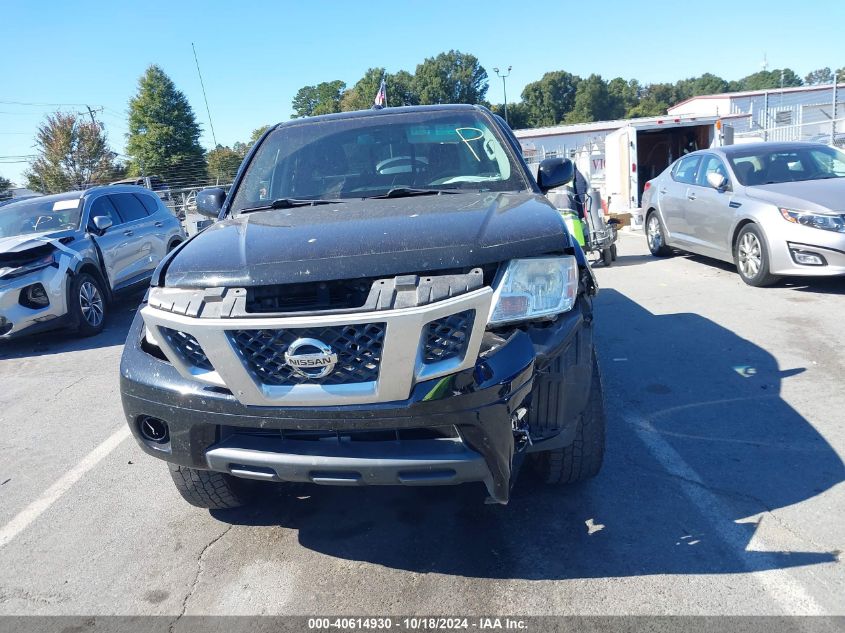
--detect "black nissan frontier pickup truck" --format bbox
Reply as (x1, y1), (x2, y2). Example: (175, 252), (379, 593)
(120, 104), (604, 507)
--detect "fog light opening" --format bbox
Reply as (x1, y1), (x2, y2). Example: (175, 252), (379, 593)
(21, 283), (50, 309)
(138, 416), (169, 443)
(789, 249), (826, 267)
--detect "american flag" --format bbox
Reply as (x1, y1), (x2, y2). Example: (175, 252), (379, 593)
(373, 78), (387, 108)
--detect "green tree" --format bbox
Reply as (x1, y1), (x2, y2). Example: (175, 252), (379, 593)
(736, 68), (803, 90)
(291, 80), (346, 118)
(206, 145), (245, 185)
(249, 125), (272, 144)
(414, 50), (488, 104)
(25, 112), (121, 193)
(625, 82), (675, 117)
(607, 77), (641, 119)
(126, 65), (206, 186)
(389, 70), (419, 106)
(521, 71), (580, 127)
(488, 102), (529, 129)
(566, 74), (612, 123)
(0, 175), (10, 200)
(341, 68), (386, 111)
(805, 67), (833, 85)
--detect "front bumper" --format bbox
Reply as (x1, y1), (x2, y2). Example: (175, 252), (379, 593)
(767, 224), (845, 277)
(120, 296), (591, 504)
(0, 265), (69, 338)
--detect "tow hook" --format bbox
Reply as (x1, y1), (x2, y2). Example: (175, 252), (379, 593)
(512, 407), (532, 452)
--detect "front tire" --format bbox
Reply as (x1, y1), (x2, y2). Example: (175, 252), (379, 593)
(69, 272), (107, 336)
(646, 211), (672, 257)
(168, 464), (251, 509)
(734, 224), (780, 287)
(530, 353), (606, 484)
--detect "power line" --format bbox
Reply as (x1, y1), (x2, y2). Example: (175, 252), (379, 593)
(192, 42), (218, 147)
(0, 100), (105, 108)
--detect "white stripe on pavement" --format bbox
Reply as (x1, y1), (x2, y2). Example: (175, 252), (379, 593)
(628, 412), (826, 615)
(0, 426), (130, 549)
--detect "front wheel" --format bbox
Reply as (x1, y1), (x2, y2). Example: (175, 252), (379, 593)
(530, 353), (606, 484)
(646, 211), (673, 257)
(69, 272), (107, 336)
(734, 224), (780, 287)
(168, 464), (252, 509)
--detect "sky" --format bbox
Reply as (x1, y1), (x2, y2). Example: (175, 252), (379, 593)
(2, 0), (842, 185)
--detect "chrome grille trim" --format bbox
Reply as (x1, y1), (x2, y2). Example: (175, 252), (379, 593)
(141, 286), (493, 407)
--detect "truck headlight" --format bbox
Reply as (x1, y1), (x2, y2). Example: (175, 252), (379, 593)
(780, 208), (845, 233)
(488, 256), (579, 326)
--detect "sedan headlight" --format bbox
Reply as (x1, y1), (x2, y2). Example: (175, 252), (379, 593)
(488, 257), (579, 326)
(780, 208), (845, 233)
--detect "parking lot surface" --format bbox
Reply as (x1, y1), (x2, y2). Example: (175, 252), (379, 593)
(0, 232), (842, 617)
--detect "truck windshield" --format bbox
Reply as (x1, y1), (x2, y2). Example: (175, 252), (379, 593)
(728, 145), (845, 186)
(229, 109), (527, 214)
(0, 196), (82, 238)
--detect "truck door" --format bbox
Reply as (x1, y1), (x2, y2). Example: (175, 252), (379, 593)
(605, 126), (638, 213)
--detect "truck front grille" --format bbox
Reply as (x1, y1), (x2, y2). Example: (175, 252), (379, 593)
(422, 310), (475, 363)
(160, 327), (213, 371)
(228, 323), (385, 386)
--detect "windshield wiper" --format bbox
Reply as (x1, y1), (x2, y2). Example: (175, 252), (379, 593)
(366, 187), (462, 199)
(238, 198), (346, 213)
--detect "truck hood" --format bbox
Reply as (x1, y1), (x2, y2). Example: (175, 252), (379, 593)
(163, 192), (570, 287)
(745, 179), (845, 214)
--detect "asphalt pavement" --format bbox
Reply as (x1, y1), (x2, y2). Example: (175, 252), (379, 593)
(0, 232), (843, 618)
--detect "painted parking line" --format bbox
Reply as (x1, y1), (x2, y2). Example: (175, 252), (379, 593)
(627, 412), (826, 615)
(0, 426), (130, 549)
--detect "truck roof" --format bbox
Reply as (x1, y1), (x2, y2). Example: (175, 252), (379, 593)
(271, 104), (486, 130)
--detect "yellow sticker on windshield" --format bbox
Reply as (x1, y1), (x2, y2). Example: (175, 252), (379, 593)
(53, 199), (80, 211)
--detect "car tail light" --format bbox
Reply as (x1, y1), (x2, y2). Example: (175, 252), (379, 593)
(644, 181), (652, 192)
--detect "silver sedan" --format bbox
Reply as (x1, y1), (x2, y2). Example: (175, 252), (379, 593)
(641, 142), (845, 286)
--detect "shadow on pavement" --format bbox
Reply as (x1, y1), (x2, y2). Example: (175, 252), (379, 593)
(214, 288), (843, 579)
(678, 252), (845, 294)
(0, 294), (141, 360)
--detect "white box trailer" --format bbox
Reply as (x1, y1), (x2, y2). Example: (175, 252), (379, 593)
(604, 116), (727, 226)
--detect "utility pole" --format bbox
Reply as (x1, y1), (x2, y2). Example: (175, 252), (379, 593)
(493, 66), (512, 124)
(192, 42), (218, 148)
(85, 105), (98, 127)
(833, 69), (839, 145)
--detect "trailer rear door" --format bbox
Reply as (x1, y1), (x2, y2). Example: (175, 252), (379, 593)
(605, 125), (638, 213)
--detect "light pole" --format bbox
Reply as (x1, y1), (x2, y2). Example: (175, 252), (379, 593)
(493, 66), (512, 124)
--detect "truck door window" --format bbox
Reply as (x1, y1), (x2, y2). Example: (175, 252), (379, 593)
(672, 155), (701, 185)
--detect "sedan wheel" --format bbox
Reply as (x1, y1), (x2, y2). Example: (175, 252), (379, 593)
(737, 232), (761, 278)
(734, 224), (780, 287)
(646, 212), (672, 257)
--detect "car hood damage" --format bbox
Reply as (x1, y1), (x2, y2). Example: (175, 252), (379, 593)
(161, 192), (572, 288)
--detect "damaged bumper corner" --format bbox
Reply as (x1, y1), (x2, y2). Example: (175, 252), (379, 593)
(0, 263), (70, 338)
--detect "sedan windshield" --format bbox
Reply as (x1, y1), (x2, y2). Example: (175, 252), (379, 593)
(229, 109), (527, 214)
(728, 145), (845, 186)
(0, 196), (82, 239)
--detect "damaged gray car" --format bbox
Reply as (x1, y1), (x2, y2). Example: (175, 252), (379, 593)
(0, 185), (184, 339)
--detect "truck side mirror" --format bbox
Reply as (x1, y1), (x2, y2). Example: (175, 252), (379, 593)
(196, 188), (226, 218)
(706, 172), (729, 191)
(537, 157), (574, 193)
